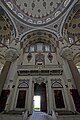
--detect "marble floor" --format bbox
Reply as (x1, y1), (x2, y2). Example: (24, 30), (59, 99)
(28, 111), (54, 120)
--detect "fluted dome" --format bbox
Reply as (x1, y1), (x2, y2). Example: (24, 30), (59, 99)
(2, 0), (72, 26)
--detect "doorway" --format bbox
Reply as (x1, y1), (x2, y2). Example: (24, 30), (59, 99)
(34, 82), (47, 113)
(33, 95), (41, 111)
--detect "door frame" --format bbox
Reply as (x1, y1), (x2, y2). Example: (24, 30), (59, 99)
(14, 88), (28, 110)
(52, 87), (68, 110)
(32, 77), (48, 113)
(33, 82), (47, 112)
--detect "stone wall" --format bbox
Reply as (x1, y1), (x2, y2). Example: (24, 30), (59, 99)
(0, 114), (80, 120)
(57, 115), (80, 120)
(0, 114), (22, 120)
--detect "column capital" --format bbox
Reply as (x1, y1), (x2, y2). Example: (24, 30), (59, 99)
(5, 48), (20, 62)
(60, 47), (73, 60)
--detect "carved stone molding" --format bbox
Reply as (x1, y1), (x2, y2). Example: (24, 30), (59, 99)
(18, 79), (29, 88)
(33, 77), (47, 85)
(51, 79), (62, 88)
(5, 48), (20, 62)
(60, 47), (73, 60)
(35, 53), (45, 64)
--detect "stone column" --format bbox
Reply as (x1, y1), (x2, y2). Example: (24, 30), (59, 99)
(5, 48), (20, 111)
(61, 59), (76, 111)
(0, 61), (11, 95)
(0, 48), (19, 96)
(60, 47), (80, 95)
(68, 61), (80, 95)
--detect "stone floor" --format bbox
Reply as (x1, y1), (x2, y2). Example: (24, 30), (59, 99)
(28, 111), (54, 120)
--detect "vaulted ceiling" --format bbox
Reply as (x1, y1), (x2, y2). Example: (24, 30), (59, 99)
(1, 0), (74, 26)
(0, 0), (80, 68)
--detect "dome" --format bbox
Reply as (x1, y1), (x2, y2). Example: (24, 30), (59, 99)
(2, 0), (72, 26)
(0, 7), (15, 47)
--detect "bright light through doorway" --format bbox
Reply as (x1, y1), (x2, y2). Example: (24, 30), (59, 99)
(33, 96), (41, 111)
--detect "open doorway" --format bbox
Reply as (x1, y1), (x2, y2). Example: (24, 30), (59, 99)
(33, 96), (41, 111)
(34, 83), (47, 113)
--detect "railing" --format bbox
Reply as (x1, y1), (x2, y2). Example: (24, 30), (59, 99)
(52, 109), (58, 120)
(17, 64), (62, 70)
(22, 110), (29, 120)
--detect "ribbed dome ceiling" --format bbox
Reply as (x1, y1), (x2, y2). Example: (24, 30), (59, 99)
(67, 9), (80, 35)
(13, 0), (62, 18)
(3, 0), (72, 26)
(0, 7), (15, 47)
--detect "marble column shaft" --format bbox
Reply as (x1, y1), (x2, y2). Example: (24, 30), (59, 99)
(60, 47), (80, 95)
(0, 48), (20, 96)
(0, 61), (11, 95)
(68, 60), (80, 95)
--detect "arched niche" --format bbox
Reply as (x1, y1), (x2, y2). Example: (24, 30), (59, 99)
(20, 29), (59, 51)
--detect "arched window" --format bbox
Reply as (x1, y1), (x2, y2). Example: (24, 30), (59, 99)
(29, 45), (35, 52)
(0, 62), (4, 74)
(28, 43), (51, 52)
(68, 37), (74, 44)
(51, 79), (67, 109)
(76, 62), (80, 73)
(15, 79), (29, 109)
(36, 43), (43, 52)
(45, 45), (50, 52)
